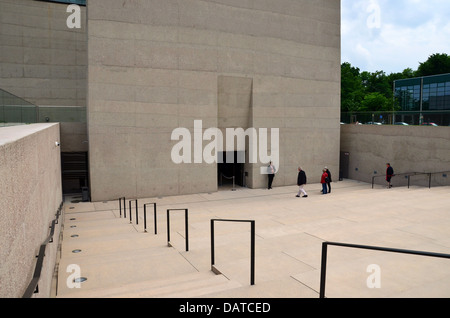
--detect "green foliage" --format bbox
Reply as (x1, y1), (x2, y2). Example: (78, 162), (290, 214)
(416, 53), (450, 77)
(360, 92), (390, 112)
(341, 53), (450, 112)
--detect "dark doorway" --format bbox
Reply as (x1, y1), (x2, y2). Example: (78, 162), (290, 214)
(339, 151), (350, 180)
(61, 152), (89, 195)
(218, 151), (244, 187)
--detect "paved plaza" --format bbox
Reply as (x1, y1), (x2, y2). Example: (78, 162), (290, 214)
(55, 180), (450, 298)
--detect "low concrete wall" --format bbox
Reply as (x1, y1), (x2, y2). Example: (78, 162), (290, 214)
(0, 123), (62, 298)
(340, 125), (450, 187)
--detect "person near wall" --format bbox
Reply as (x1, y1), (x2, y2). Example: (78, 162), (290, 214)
(325, 166), (332, 193)
(321, 168), (329, 194)
(296, 167), (308, 198)
(267, 161), (276, 189)
(386, 163), (394, 188)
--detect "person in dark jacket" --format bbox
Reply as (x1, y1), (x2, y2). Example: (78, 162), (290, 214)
(386, 163), (394, 188)
(325, 166), (332, 193)
(296, 167), (308, 198)
(267, 161), (276, 189)
(321, 169), (328, 194)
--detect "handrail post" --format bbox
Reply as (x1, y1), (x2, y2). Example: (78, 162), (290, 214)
(144, 204), (147, 232)
(319, 242), (328, 298)
(166, 209), (170, 244)
(129, 200), (132, 223)
(143, 203), (157, 234)
(372, 176), (374, 189)
(250, 220), (255, 285)
(211, 220), (215, 267)
(135, 199), (138, 225)
(123, 197), (126, 218)
(167, 208), (189, 252)
(429, 173), (432, 188)
(185, 209), (189, 252)
(210, 219), (256, 286)
(153, 203), (157, 234)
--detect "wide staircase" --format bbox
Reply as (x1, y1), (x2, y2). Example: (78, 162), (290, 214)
(55, 202), (242, 298)
(54, 181), (450, 298)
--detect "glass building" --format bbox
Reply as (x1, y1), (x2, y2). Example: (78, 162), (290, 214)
(394, 73), (450, 125)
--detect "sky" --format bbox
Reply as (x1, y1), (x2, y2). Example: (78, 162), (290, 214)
(341, 0), (450, 74)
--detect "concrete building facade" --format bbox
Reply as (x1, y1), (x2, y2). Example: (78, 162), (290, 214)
(1, 0), (341, 201)
(87, 0), (341, 201)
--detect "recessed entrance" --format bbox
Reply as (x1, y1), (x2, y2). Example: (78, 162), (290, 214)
(218, 151), (244, 188)
(61, 152), (89, 195)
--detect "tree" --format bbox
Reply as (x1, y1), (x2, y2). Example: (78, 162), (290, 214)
(360, 92), (391, 112)
(341, 62), (365, 112)
(416, 53), (450, 77)
(360, 70), (392, 99)
(341, 53), (449, 113)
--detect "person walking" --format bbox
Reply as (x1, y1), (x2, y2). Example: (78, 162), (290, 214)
(325, 166), (332, 193)
(267, 161), (276, 189)
(386, 163), (394, 188)
(321, 168), (328, 194)
(296, 167), (308, 198)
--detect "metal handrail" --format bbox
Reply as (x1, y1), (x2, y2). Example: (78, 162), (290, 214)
(372, 172), (415, 188)
(319, 241), (450, 298)
(372, 171), (450, 188)
(210, 219), (256, 285)
(22, 202), (63, 298)
(407, 171), (450, 189)
(166, 209), (189, 252)
(128, 199), (138, 224)
(118, 197), (126, 217)
(143, 203), (157, 234)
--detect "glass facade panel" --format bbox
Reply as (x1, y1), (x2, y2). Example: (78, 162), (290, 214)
(394, 73), (450, 112)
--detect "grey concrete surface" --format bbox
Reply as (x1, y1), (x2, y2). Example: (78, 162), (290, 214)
(87, 0), (341, 201)
(0, 123), (62, 298)
(56, 180), (450, 298)
(341, 125), (450, 186)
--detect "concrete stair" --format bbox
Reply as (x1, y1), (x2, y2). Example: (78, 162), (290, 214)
(61, 271), (242, 298)
(56, 204), (243, 298)
(55, 181), (450, 298)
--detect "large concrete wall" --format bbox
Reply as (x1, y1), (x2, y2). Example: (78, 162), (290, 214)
(0, 0), (88, 152)
(0, 0), (87, 107)
(0, 123), (62, 298)
(87, 0), (341, 201)
(340, 125), (450, 187)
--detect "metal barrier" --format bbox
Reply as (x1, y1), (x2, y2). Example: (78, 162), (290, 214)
(319, 241), (450, 298)
(167, 209), (189, 252)
(128, 199), (138, 224)
(372, 171), (450, 189)
(143, 203), (157, 234)
(220, 173), (236, 191)
(22, 202), (63, 298)
(118, 197), (126, 218)
(210, 219), (255, 285)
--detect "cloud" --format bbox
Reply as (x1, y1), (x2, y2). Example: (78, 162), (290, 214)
(342, 0), (450, 74)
